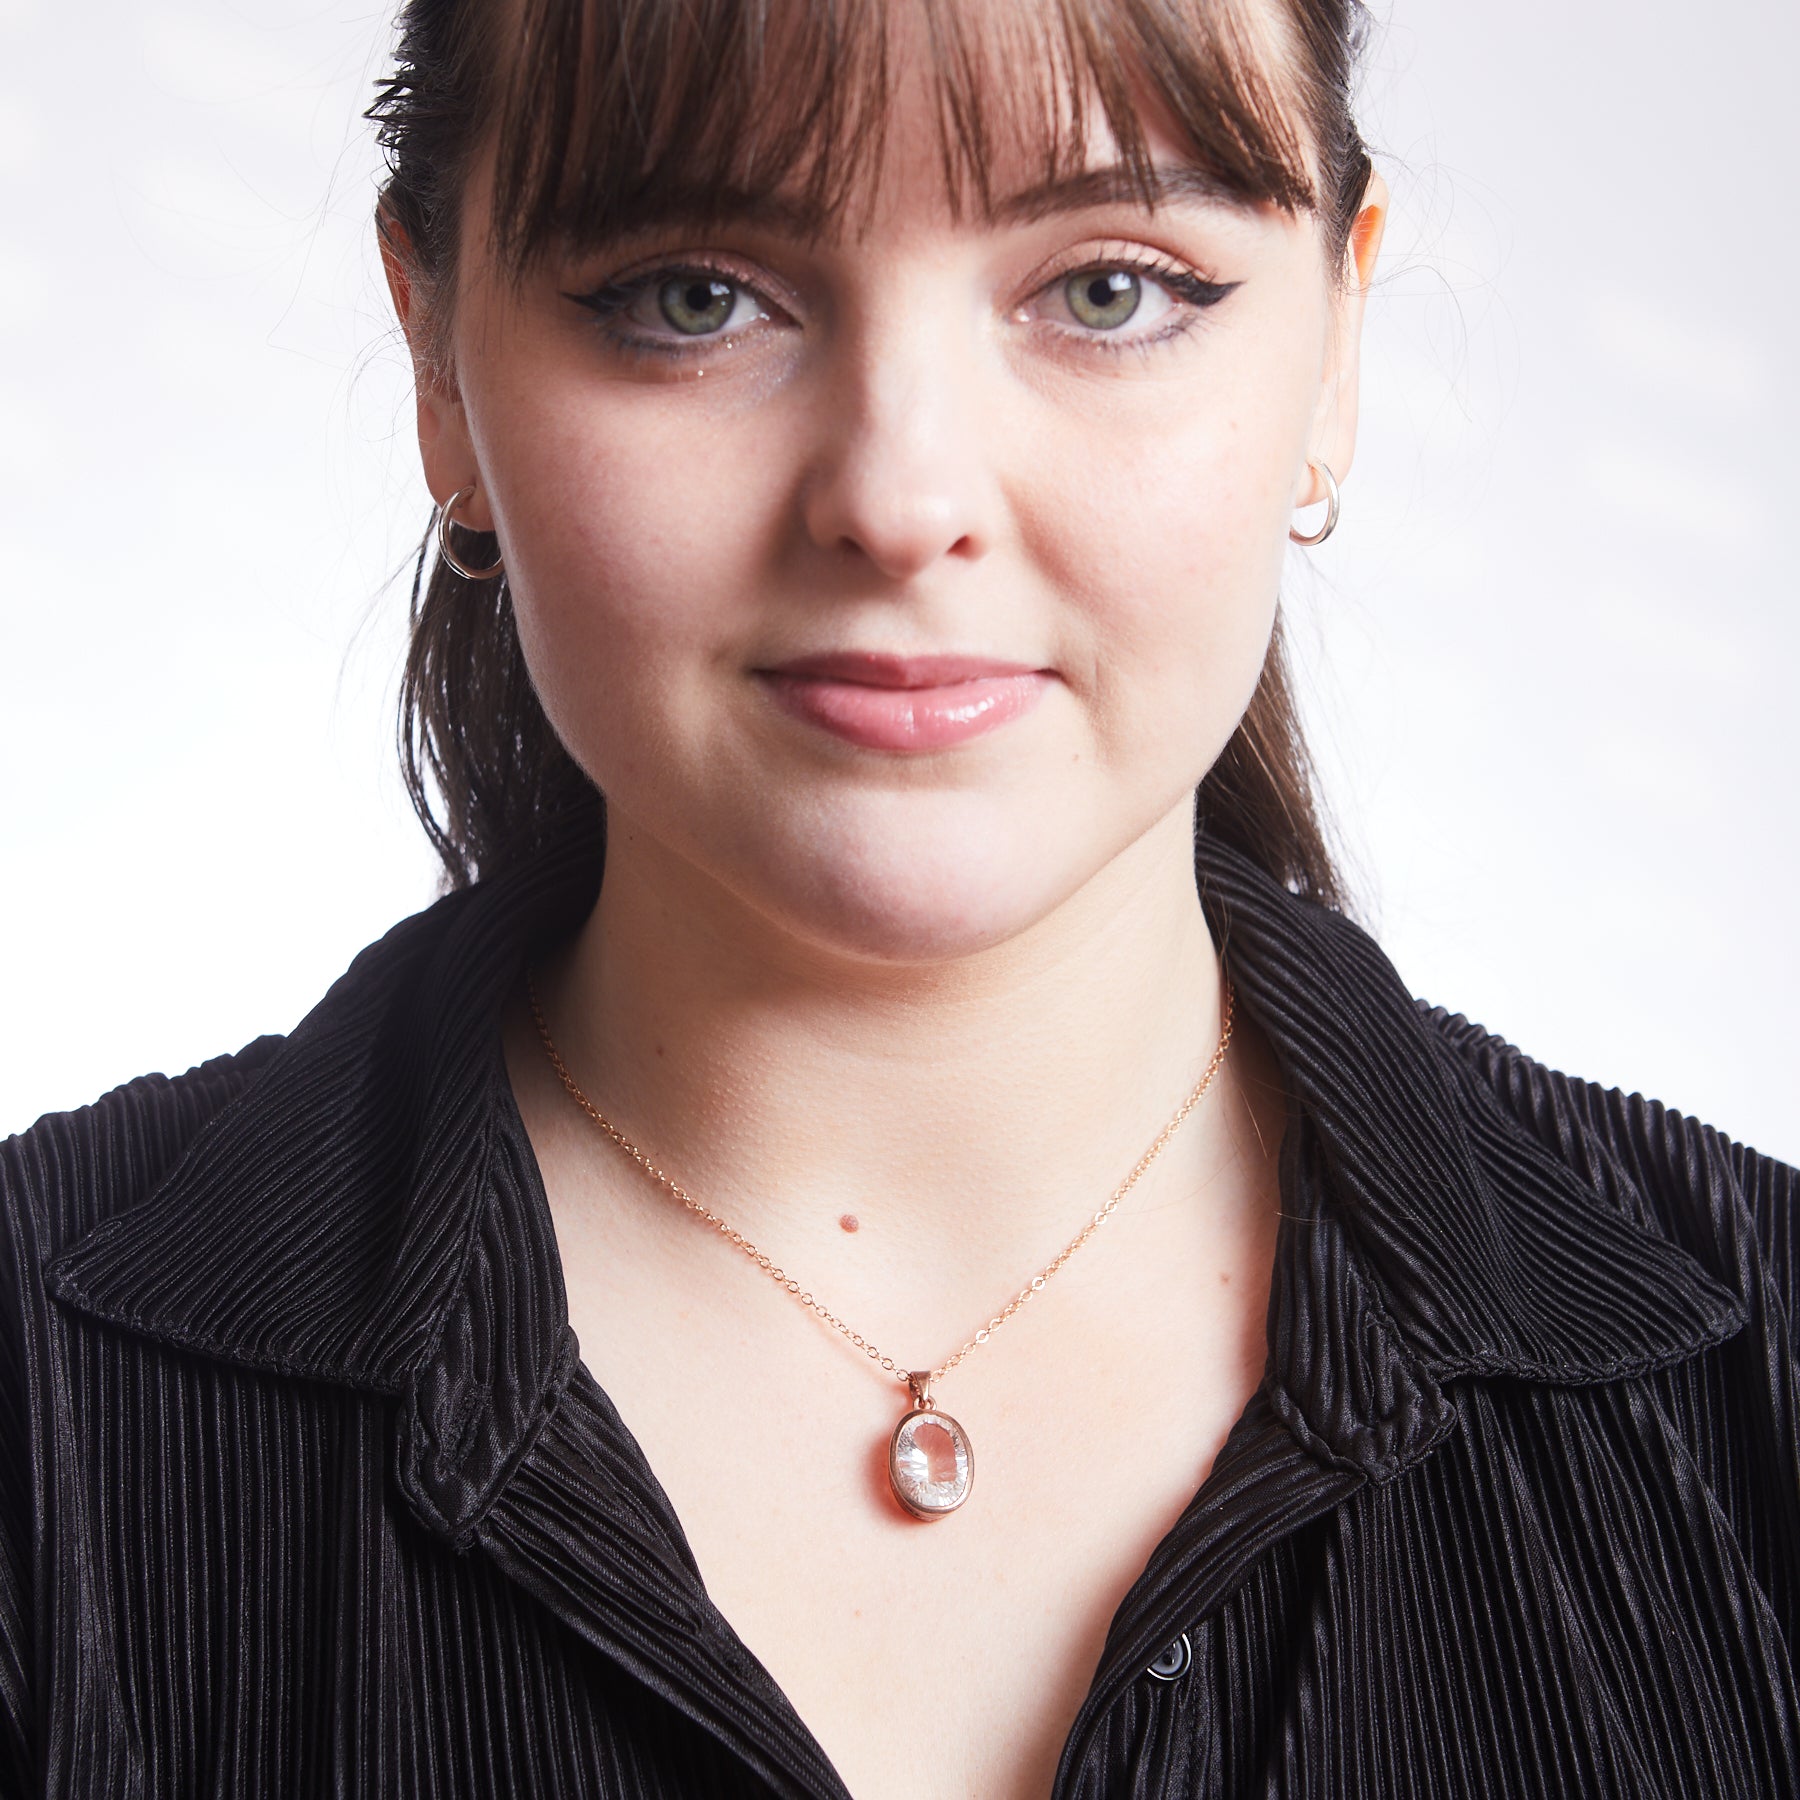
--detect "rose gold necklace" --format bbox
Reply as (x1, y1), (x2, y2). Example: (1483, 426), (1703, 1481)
(527, 973), (1235, 1521)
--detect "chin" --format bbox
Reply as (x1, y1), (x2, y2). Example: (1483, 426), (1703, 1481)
(735, 799), (1088, 967)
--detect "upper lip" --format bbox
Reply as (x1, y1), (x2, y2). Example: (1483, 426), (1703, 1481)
(756, 651), (1047, 689)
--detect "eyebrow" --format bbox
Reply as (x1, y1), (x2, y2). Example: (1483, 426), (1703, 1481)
(562, 187), (830, 252)
(559, 162), (1260, 260)
(987, 163), (1262, 225)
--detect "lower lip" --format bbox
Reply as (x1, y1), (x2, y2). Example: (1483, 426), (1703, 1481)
(756, 671), (1052, 751)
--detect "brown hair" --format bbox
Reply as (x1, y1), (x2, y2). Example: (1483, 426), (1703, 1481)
(371, 0), (1371, 905)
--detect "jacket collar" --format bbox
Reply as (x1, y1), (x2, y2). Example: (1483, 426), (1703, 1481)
(46, 827), (1748, 1535)
(44, 831), (602, 1551)
(1192, 846), (1746, 1481)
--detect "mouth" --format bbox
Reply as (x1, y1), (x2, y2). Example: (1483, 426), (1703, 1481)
(752, 650), (1055, 752)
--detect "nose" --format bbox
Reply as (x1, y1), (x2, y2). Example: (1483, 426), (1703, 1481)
(798, 314), (997, 582)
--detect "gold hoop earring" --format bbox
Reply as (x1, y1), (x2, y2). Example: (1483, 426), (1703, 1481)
(1288, 460), (1340, 547)
(436, 486), (506, 580)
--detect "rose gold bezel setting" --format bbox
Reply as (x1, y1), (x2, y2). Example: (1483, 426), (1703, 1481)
(887, 1406), (975, 1520)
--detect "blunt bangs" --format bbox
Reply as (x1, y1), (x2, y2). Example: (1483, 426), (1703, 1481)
(476, 0), (1322, 272)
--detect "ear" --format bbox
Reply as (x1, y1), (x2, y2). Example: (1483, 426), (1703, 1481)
(1300, 167), (1389, 508)
(378, 207), (495, 532)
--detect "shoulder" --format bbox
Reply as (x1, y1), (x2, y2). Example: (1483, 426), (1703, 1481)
(3, 841), (601, 1399)
(0, 1036), (292, 1770)
(0, 899), (448, 1273)
(0, 879), (481, 1316)
(1, 1039), (286, 1268)
(0, 879), (482, 1339)
(1419, 1001), (1797, 1318)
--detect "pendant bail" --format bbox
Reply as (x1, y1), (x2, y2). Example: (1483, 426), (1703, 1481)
(906, 1370), (935, 1411)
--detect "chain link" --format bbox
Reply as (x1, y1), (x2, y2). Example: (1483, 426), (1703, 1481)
(528, 975), (1235, 1394)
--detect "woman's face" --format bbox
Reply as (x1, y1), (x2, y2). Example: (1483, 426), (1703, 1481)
(399, 41), (1384, 966)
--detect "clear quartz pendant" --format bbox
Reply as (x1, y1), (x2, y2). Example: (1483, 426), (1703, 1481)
(887, 1373), (974, 1520)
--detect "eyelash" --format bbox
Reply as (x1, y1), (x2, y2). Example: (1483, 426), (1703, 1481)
(1043, 251), (1239, 359)
(564, 250), (1238, 365)
(565, 265), (768, 363)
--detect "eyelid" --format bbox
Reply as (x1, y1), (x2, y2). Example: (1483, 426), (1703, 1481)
(563, 253), (796, 334)
(1020, 241), (1239, 319)
(1021, 236), (1212, 285)
(562, 240), (1238, 363)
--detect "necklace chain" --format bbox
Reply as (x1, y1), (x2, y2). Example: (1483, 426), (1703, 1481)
(527, 973), (1236, 1395)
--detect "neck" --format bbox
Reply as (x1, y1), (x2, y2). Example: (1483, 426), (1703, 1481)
(534, 800), (1257, 1285)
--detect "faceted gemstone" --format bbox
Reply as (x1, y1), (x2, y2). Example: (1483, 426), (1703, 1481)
(888, 1407), (974, 1519)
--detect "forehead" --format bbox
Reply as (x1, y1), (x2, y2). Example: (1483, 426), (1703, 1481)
(479, 0), (1320, 267)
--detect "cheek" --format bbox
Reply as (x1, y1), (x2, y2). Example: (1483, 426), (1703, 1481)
(463, 366), (783, 780)
(1015, 363), (1305, 774)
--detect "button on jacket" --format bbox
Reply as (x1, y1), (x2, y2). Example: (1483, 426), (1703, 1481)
(2, 832), (1795, 1797)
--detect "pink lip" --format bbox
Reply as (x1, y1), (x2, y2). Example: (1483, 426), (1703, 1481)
(754, 651), (1054, 751)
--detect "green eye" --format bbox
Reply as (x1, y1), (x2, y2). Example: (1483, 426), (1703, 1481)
(658, 276), (737, 336)
(1064, 269), (1142, 330)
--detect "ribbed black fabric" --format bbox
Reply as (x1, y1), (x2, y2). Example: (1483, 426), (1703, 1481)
(2, 831), (1795, 1797)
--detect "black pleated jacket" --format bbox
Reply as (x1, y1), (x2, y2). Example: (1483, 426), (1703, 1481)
(3, 831), (1796, 1797)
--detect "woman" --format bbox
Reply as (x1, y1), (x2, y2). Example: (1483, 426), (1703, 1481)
(2, 0), (1793, 1794)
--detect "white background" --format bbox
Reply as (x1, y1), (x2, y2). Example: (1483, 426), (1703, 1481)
(3, 1), (1795, 1163)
